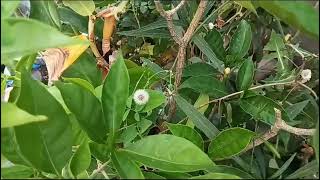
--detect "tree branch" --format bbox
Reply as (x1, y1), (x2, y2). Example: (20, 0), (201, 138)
(245, 108), (316, 151)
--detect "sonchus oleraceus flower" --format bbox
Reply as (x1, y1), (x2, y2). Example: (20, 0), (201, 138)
(133, 89), (150, 105)
(300, 69), (312, 83)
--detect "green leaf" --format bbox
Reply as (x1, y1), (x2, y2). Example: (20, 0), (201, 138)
(111, 150), (144, 179)
(228, 20), (252, 58)
(1, 165), (34, 179)
(192, 35), (224, 72)
(187, 94), (209, 128)
(62, 77), (96, 95)
(183, 63), (220, 78)
(157, 171), (192, 179)
(47, 86), (70, 114)
(2, 17), (86, 60)
(62, 52), (102, 88)
(234, 1), (257, 15)
(264, 140), (281, 159)
(175, 95), (219, 139)
(285, 160), (318, 179)
(30, 0), (61, 29)
(62, 0), (95, 16)
(285, 100), (309, 121)
(1, 0), (20, 18)
(58, 6), (88, 33)
(269, 153), (296, 179)
(208, 128), (254, 160)
(205, 28), (226, 61)
(206, 165), (254, 179)
(190, 173), (241, 179)
(143, 172), (166, 179)
(1, 102), (47, 128)
(180, 76), (228, 98)
(258, 1), (319, 39)
(121, 134), (214, 172)
(141, 89), (166, 112)
(56, 81), (107, 143)
(236, 58), (254, 91)
(166, 123), (204, 150)
(10, 70), (72, 175)
(101, 52), (129, 148)
(89, 142), (110, 162)
(239, 95), (289, 125)
(69, 141), (91, 177)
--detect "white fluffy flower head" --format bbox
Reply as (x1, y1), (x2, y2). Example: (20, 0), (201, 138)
(208, 22), (214, 30)
(133, 89), (149, 105)
(300, 69), (312, 83)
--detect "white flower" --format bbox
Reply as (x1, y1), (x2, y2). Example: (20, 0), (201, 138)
(300, 69), (312, 83)
(133, 89), (149, 105)
(208, 22), (214, 30)
(116, 40), (122, 46)
(224, 67), (231, 75)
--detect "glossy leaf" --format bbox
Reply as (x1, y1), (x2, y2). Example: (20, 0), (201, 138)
(258, 1), (319, 39)
(69, 141), (91, 177)
(208, 128), (255, 160)
(143, 172), (166, 179)
(30, 0), (61, 29)
(182, 63), (220, 78)
(190, 173), (241, 179)
(111, 150), (144, 179)
(157, 171), (192, 179)
(206, 165), (254, 179)
(62, 77), (96, 95)
(2, 18), (84, 59)
(101, 52), (129, 148)
(141, 89), (166, 112)
(192, 35), (224, 72)
(1, 102), (47, 128)
(175, 95), (219, 139)
(180, 76), (228, 98)
(228, 20), (252, 58)
(166, 122), (204, 150)
(236, 58), (254, 91)
(239, 95), (289, 125)
(62, 0), (95, 16)
(205, 28), (226, 61)
(121, 134), (214, 172)
(1, 165), (34, 179)
(10, 70), (73, 174)
(56, 81), (107, 143)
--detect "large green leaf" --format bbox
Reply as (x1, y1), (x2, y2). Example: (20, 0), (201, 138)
(141, 89), (166, 112)
(182, 62), (220, 78)
(205, 28), (226, 61)
(69, 141), (91, 178)
(89, 141), (110, 162)
(166, 123), (204, 150)
(175, 95), (219, 139)
(228, 20), (252, 58)
(7, 70), (73, 175)
(101, 52), (129, 148)
(192, 35), (224, 72)
(2, 18), (85, 60)
(258, 1), (319, 39)
(1, 165), (34, 179)
(30, 0), (61, 29)
(190, 173), (241, 179)
(206, 165), (254, 179)
(180, 76), (228, 98)
(62, 52), (102, 88)
(1, 102), (47, 128)
(55, 81), (107, 143)
(62, 0), (95, 16)
(62, 77), (96, 95)
(236, 58), (254, 91)
(208, 128), (254, 160)
(239, 95), (289, 125)
(111, 150), (144, 179)
(121, 134), (214, 172)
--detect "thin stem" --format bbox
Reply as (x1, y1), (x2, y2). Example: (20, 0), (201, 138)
(89, 160), (111, 179)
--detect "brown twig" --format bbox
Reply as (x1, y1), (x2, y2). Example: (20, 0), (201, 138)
(154, 0), (208, 119)
(245, 108), (316, 151)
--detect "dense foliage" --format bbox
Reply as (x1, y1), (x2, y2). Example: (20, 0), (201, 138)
(1, 0), (319, 179)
